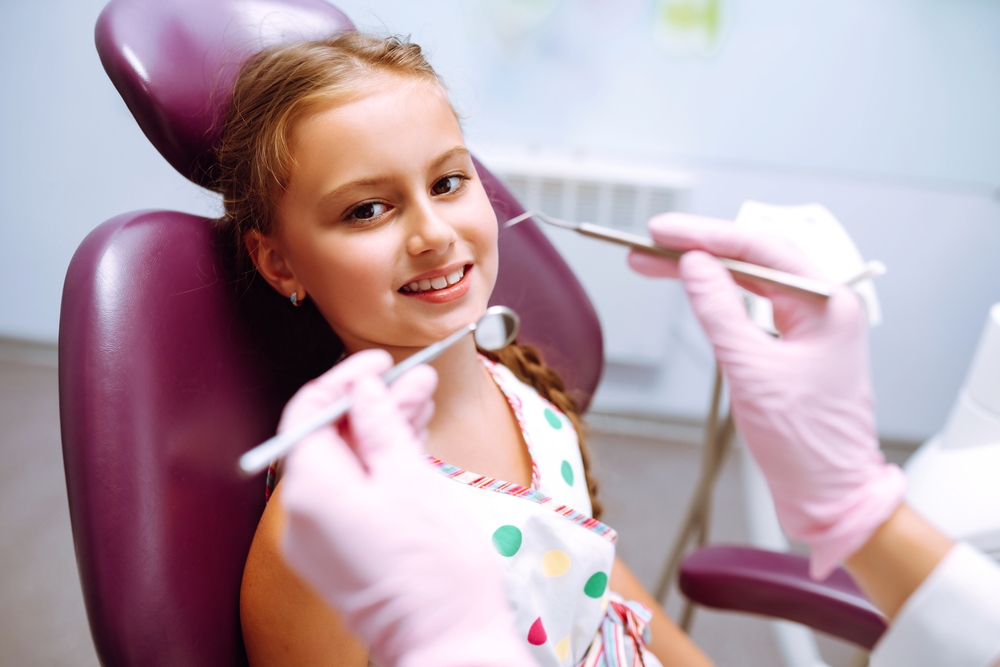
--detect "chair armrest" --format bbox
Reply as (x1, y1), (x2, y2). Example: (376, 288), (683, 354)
(679, 545), (887, 649)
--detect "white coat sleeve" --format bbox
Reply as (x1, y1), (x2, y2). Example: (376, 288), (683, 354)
(870, 542), (1000, 667)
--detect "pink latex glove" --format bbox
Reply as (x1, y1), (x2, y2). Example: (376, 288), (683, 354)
(629, 214), (907, 579)
(278, 349), (537, 667)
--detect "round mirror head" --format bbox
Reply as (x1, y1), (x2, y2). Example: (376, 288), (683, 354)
(474, 306), (520, 351)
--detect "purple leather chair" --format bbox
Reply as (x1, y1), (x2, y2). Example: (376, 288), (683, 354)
(60, 2), (602, 666)
(680, 545), (887, 650)
(60, 1), (882, 665)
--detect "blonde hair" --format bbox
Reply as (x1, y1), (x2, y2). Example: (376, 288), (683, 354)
(214, 32), (601, 518)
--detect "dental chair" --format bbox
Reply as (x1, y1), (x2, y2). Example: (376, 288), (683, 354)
(61, 2), (601, 666)
(60, 1), (882, 665)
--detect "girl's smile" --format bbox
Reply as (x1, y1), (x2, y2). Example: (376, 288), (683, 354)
(398, 262), (473, 303)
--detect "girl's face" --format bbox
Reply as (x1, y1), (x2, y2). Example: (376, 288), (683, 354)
(251, 76), (498, 356)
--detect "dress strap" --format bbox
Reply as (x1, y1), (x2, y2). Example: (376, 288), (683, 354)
(477, 354), (542, 489)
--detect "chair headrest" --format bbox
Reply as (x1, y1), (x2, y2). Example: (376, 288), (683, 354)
(96, 0), (353, 187)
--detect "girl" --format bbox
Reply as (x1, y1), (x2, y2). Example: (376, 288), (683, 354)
(215, 31), (712, 667)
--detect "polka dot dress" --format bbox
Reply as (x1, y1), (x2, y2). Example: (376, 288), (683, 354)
(417, 357), (659, 667)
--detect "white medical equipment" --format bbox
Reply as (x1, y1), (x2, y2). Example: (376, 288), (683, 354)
(905, 302), (1000, 562)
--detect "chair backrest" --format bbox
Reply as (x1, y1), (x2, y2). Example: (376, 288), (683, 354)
(60, 2), (603, 666)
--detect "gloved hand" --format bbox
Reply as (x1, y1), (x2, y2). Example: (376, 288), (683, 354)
(629, 214), (907, 579)
(277, 349), (537, 667)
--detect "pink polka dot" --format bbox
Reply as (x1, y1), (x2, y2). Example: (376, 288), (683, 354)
(527, 617), (547, 645)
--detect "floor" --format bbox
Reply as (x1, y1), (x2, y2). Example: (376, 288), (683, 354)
(0, 360), (99, 667)
(0, 356), (876, 667)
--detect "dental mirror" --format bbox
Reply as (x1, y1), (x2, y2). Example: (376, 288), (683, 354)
(473, 305), (520, 351)
(238, 305), (520, 476)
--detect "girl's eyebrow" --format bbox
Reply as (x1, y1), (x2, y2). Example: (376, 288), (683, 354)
(428, 146), (470, 170)
(319, 176), (391, 208)
(318, 146), (471, 207)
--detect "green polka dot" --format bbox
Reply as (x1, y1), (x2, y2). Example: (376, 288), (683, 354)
(544, 408), (563, 429)
(560, 460), (575, 486)
(491, 525), (522, 557)
(584, 572), (608, 598)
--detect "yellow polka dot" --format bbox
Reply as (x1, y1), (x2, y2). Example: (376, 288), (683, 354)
(541, 550), (572, 577)
(600, 591), (610, 612)
(555, 635), (570, 661)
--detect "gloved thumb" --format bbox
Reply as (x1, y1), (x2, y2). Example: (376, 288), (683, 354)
(388, 365), (438, 436)
(348, 374), (424, 470)
(679, 251), (772, 360)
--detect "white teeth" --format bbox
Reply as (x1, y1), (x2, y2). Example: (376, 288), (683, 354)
(403, 266), (468, 293)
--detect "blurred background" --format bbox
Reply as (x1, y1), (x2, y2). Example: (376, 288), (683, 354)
(1, 0), (998, 665)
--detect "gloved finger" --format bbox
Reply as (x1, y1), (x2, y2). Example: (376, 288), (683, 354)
(347, 375), (425, 468)
(769, 286), (845, 338)
(647, 213), (826, 283)
(311, 349), (394, 397)
(279, 349), (393, 432)
(388, 364), (438, 432)
(279, 437), (373, 588)
(627, 250), (680, 278)
(409, 401), (435, 440)
(281, 431), (367, 514)
(778, 285), (869, 345)
(679, 251), (773, 360)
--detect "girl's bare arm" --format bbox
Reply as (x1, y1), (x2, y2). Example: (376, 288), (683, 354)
(610, 556), (715, 667)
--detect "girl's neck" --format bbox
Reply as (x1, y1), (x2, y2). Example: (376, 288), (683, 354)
(426, 336), (486, 413)
(360, 336), (531, 485)
(347, 336), (487, 418)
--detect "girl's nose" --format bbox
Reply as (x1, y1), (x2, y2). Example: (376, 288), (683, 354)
(405, 203), (458, 256)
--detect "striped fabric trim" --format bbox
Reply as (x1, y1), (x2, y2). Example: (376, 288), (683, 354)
(424, 455), (618, 544)
(579, 596), (653, 667)
(478, 355), (542, 489)
(264, 463), (277, 502)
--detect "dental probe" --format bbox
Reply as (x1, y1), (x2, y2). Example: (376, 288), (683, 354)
(844, 260), (887, 287)
(504, 210), (842, 298)
(238, 305), (521, 477)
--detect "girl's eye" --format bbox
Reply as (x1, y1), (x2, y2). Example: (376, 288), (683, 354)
(346, 201), (388, 222)
(431, 175), (465, 196)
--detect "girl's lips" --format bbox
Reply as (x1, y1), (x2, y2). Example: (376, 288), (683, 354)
(399, 264), (472, 304)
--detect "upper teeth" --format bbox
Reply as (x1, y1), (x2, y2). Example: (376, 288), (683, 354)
(402, 266), (466, 293)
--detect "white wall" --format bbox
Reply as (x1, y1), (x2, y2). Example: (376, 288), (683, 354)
(2, 0), (998, 440)
(0, 0), (221, 342)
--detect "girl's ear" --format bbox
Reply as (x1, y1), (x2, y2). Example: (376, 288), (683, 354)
(245, 230), (306, 302)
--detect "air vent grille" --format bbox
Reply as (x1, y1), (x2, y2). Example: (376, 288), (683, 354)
(475, 147), (695, 366)
(479, 149), (693, 232)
